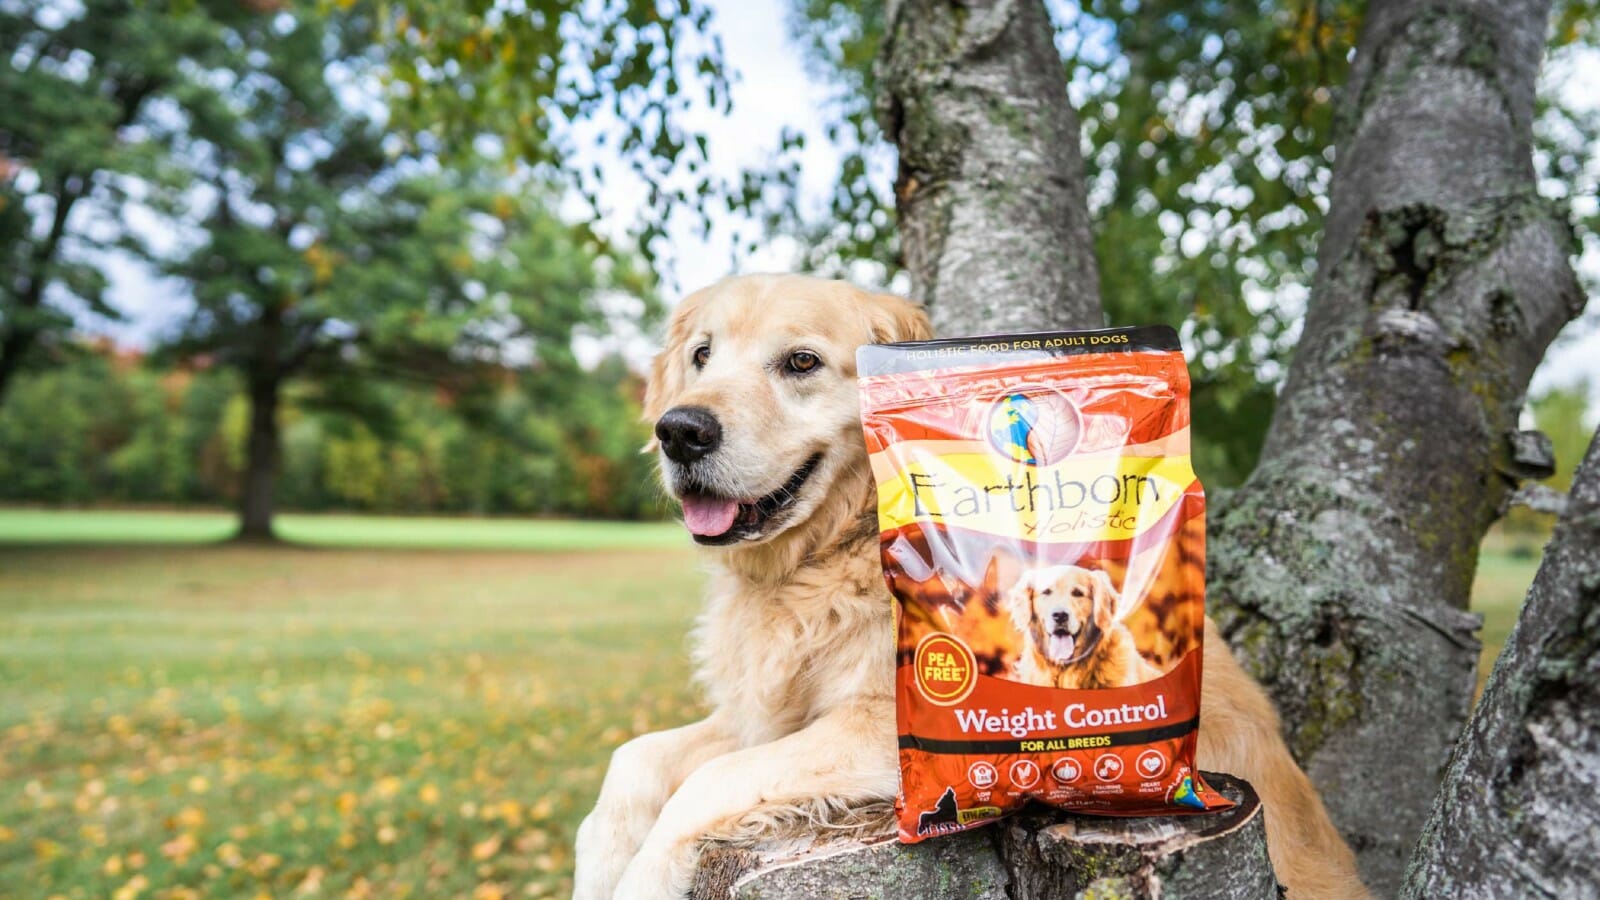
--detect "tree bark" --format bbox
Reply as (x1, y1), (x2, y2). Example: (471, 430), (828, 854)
(1402, 428), (1600, 896)
(237, 306), (286, 542)
(876, 0), (1101, 334)
(0, 325), (36, 409)
(689, 774), (1276, 899)
(1205, 0), (1586, 891)
(237, 372), (282, 542)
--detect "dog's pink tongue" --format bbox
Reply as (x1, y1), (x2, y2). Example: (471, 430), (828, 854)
(681, 496), (740, 536)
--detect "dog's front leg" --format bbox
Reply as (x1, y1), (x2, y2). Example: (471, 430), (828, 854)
(612, 703), (897, 899)
(573, 715), (739, 900)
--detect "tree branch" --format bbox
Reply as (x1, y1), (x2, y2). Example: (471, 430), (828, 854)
(876, 0), (1101, 333)
(1206, 0), (1586, 891)
(1404, 426), (1600, 895)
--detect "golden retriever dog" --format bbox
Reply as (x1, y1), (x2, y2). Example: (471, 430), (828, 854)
(1006, 565), (1161, 689)
(573, 274), (1367, 899)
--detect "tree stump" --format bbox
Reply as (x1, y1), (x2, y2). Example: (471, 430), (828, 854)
(688, 773), (1277, 900)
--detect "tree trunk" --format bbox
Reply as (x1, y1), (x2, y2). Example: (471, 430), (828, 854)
(1205, 0), (1585, 891)
(1402, 428), (1600, 896)
(689, 774), (1276, 899)
(238, 305), (286, 542)
(237, 373), (282, 542)
(0, 177), (86, 407)
(876, 0), (1101, 334)
(0, 327), (34, 409)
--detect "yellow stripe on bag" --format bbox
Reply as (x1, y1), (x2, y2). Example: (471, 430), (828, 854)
(874, 451), (1194, 543)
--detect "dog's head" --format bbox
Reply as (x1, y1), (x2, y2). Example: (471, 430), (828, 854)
(1005, 566), (1120, 666)
(644, 274), (930, 550)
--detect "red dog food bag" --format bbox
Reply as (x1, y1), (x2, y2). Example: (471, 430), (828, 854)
(857, 325), (1232, 842)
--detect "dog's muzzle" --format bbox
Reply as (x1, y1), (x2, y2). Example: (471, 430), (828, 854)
(673, 453), (824, 545)
(1046, 611), (1099, 665)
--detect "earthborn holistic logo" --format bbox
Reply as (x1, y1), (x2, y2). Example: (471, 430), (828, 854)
(913, 632), (977, 706)
(985, 387), (1081, 466)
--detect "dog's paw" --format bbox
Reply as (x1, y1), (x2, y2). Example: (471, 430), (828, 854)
(612, 843), (694, 900)
(573, 811), (636, 900)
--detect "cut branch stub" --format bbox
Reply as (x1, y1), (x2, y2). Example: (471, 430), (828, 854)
(688, 773), (1276, 900)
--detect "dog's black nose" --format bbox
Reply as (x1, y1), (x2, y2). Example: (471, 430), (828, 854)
(655, 406), (722, 463)
(1051, 610), (1070, 626)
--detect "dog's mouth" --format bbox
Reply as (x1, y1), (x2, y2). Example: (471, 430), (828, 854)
(1046, 630), (1078, 664)
(677, 454), (823, 546)
(1046, 618), (1091, 665)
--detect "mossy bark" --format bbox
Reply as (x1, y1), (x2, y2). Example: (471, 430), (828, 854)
(1206, 0), (1585, 892)
(876, 0), (1101, 333)
(1402, 430), (1600, 896)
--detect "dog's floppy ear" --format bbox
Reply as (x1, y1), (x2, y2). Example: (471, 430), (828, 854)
(1089, 569), (1123, 629)
(641, 302), (700, 452)
(864, 290), (933, 344)
(995, 562), (1033, 632)
(981, 549), (1022, 606)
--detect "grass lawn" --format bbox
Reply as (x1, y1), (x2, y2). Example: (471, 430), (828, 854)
(0, 510), (1544, 897)
(0, 509), (686, 551)
(0, 524), (706, 898)
(1471, 529), (1548, 690)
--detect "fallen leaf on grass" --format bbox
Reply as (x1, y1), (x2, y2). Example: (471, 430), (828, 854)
(112, 875), (149, 900)
(161, 833), (198, 861)
(472, 834), (503, 861)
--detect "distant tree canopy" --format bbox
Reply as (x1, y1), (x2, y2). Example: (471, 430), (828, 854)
(1505, 378), (1597, 537)
(0, 345), (664, 519)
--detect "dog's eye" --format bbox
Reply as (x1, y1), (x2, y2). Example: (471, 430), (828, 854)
(1072, 588), (1085, 598)
(1040, 588), (1053, 596)
(785, 350), (821, 374)
(693, 344), (711, 369)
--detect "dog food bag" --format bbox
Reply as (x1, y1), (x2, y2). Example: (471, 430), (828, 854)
(857, 325), (1232, 842)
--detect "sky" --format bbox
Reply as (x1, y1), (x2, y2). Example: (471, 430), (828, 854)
(85, 0), (1600, 410)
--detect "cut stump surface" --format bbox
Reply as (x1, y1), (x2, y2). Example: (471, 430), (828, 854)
(688, 772), (1278, 899)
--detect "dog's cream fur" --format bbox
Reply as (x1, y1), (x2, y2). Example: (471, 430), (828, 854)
(573, 274), (1367, 899)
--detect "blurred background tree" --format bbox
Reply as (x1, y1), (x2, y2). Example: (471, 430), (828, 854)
(0, 0), (257, 402)
(153, 2), (662, 538)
